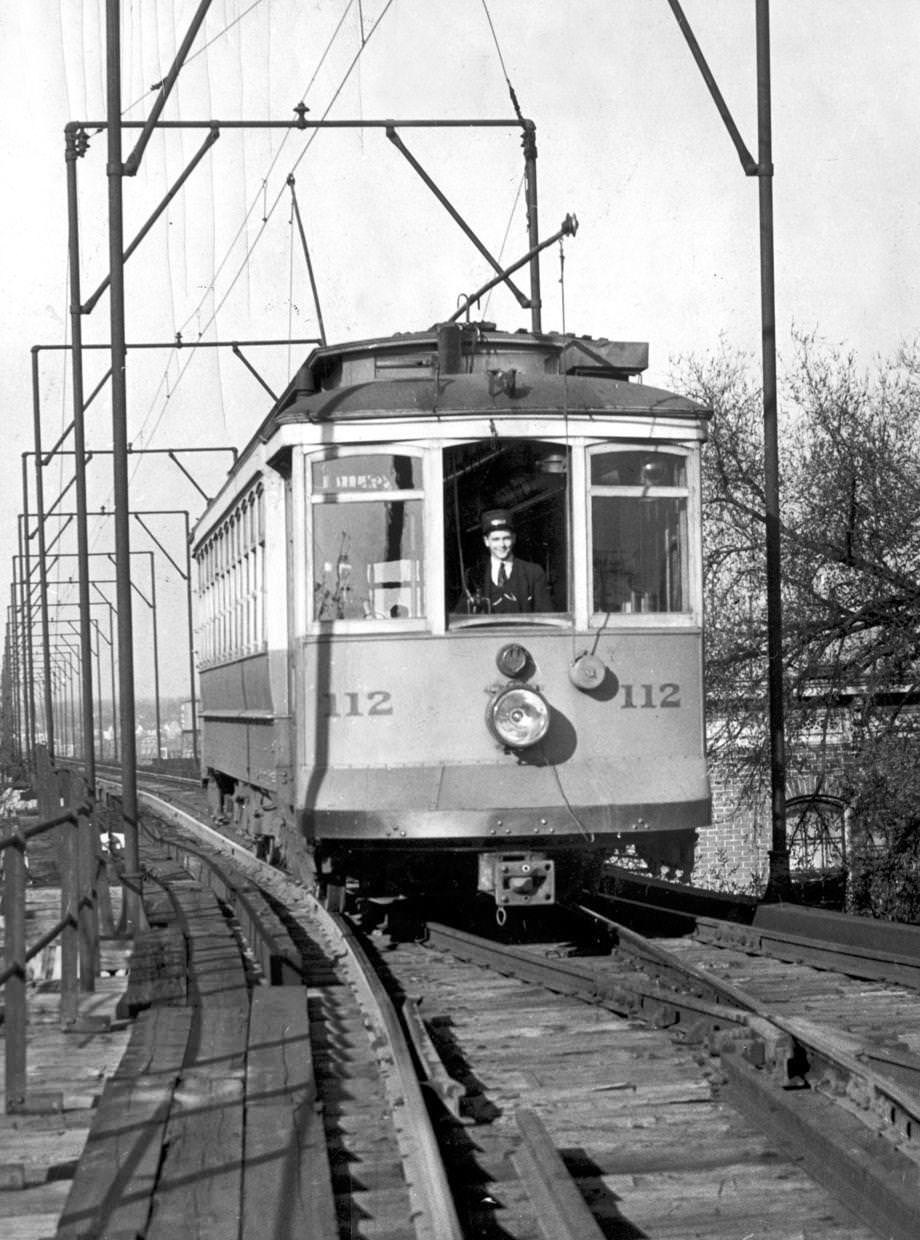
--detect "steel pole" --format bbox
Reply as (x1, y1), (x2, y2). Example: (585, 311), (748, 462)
(106, 0), (142, 930)
(12, 555), (34, 762)
(69, 660), (79, 757)
(30, 354), (55, 758)
(106, 600), (118, 762)
(521, 121), (542, 334)
(94, 622), (104, 757)
(18, 490), (37, 763)
(6, 597), (22, 765)
(756, 0), (788, 896)
(66, 129), (97, 792)
(145, 552), (163, 762)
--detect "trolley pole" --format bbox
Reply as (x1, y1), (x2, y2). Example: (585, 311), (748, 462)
(106, 0), (142, 932)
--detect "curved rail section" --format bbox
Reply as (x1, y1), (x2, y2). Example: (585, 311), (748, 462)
(313, 899), (463, 1240)
(69, 784), (462, 1240)
(82, 777), (920, 1239)
(117, 785), (607, 1240)
(600, 874), (920, 989)
(423, 910), (920, 1240)
(586, 887), (920, 1149)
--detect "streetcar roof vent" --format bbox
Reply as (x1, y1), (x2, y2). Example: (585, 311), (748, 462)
(270, 327), (650, 415)
(560, 337), (649, 378)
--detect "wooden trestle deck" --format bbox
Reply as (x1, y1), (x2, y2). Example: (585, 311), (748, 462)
(0, 831), (337, 1240)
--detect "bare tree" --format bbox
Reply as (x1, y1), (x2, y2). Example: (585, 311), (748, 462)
(673, 333), (920, 914)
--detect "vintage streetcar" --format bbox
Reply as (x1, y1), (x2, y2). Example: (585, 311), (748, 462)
(191, 319), (711, 915)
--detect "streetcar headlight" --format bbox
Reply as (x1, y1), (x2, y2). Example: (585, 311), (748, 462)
(486, 685), (550, 749)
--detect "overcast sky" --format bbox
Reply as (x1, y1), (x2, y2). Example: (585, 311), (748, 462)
(1, 1), (918, 697)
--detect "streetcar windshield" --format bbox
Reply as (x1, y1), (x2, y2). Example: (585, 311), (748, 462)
(589, 447), (690, 614)
(310, 452), (425, 621)
(444, 439), (569, 621)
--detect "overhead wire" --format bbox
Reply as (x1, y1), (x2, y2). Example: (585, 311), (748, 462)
(129, 0), (395, 465)
(479, 0), (525, 123)
(482, 173), (525, 321)
(479, 0), (529, 322)
(170, 0), (369, 340)
(166, 13), (350, 346)
(478, 0), (595, 848)
(102, 0), (374, 502)
(121, 1), (267, 119)
(80, 0), (277, 531)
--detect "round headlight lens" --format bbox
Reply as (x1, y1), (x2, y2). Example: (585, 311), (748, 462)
(486, 685), (550, 749)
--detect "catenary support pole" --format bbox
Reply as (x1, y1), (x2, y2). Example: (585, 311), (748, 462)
(106, 0), (142, 932)
(756, 0), (789, 896)
(66, 126), (97, 796)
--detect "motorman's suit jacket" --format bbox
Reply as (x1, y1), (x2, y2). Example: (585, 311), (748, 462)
(460, 557), (554, 614)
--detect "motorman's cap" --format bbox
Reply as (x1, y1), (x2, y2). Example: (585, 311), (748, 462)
(481, 509), (515, 534)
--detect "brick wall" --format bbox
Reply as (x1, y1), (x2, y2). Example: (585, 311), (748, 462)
(691, 744), (852, 894)
(695, 751), (771, 892)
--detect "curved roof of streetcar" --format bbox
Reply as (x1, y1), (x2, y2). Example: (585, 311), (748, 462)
(270, 372), (707, 424)
(256, 324), (711, 433)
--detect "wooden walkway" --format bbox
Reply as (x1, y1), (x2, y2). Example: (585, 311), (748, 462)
(0, 891), (133, 1240)
(0, 827), (329, 1240)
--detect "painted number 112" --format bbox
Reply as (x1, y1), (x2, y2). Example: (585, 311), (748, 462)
(620, 683), (680, 709)
(323, 690), (393, 717)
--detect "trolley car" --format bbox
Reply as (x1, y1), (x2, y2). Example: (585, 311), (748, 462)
(192, 320), (711, 912)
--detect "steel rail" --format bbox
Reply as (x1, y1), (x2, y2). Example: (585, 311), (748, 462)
(136, 786), (609, 1239)
(324, 912), (465, 1240)
(424, 914), (920, 1240)
(511, 1108), (606, 1240)
(576, 900), (920, 1153)
(112, 784), (465, 1240)
(94, 760), (200, 792)
(593, 883), (920, 990)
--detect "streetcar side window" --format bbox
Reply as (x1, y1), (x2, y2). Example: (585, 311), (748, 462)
(310, 452), (425, 621)
(195, 481), (265, 665)
(589, 448), (689, 614)
(443, 439), (569, 618)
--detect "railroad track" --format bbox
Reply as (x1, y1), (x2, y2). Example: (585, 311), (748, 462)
(69, 783), (603, 1239)
(80, 782), (920, 1239)
(411, 908), (920, 1238)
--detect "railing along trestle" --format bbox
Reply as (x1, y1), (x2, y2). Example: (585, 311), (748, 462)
(1, 745), (118, 1113)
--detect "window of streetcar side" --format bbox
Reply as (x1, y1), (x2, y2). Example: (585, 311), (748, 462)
(589, 447), (690, 615)
(309, 451), (425, 621)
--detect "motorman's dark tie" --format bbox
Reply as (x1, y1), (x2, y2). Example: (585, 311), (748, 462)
(498, 562), (508, 586)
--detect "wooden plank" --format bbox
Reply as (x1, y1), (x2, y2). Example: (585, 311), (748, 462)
(115, 926), (187, 1018)
(60, 847), (251, 1239)
(512, 1108), (606, 1240)
(143, 995), (250, 1240)
(56, 1004), (194, 1240)
(164, 839), (303, 987)
(723, 1046), (920, 1240)
(0, 1180), (71, 1240)
(165, 881), (250, 1004)
(231, 883), (303, 985)
(241, 987), (338, 1239)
